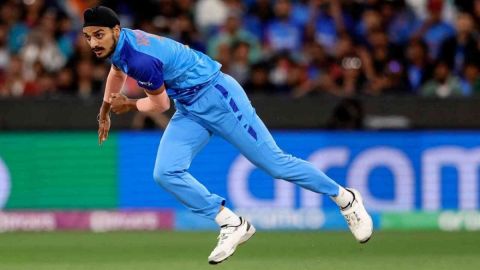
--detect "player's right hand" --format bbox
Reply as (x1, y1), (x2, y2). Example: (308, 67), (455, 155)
(98, 115), (111, 145)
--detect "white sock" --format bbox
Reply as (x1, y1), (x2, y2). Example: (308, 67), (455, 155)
(215, 207), (241, 227)
(331, 187), (354, 209)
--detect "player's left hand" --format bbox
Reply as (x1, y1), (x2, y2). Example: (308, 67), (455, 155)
(109, 93), (131, 114)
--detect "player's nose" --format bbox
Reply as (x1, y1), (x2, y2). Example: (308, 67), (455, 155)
(89, 39), (98, 48)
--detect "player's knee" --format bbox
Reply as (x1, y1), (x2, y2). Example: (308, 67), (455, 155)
(153, 164), (170, 186)
(153, 164), (183, 187)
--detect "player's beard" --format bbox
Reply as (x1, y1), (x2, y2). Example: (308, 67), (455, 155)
(100, 31), (118, 59)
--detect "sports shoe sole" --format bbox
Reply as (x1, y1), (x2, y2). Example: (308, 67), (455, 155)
(359, 235), (372, 244)
(208, 221), (256, 265)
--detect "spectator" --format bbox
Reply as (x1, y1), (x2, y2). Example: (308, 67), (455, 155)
(293, 41), (336, 97)
(460, 63), (480, 96)
(229, 41), (251, 85)
(336, 55), (364, 96)
(365, 27), (402, 74)
(21, 10), (66, 77)
(377, 60), (411, 95)
(75, 58), (103, 98)
(310, 0), (354, 55)
(247, 0), (274, 24)
(57, 13), (78, 60)
(215, 42), (232, 73)
(421, 61), (463, 97)
(207, 11), (260, 64)
(264, 0), (302, 53)
(0, 0), (478, 99)
(1, 1), (30, 54)
(380, 0), (419, 46)
(36, 72), (57, 96)
(244, 62), (275, 95)
(55, 67), (75, 93)
(404, 39), (434, 93)
(407, 0), (456, 23)
(244, 0), (274, 40)
(290, 0), (310, 27)
(439, 12), (480, 75)
(361, 27), (407, 95)
(269, 52), (300, 94)
(331, 34), (367, 96)
(355, 9), (383, 44)
(195, 0), (228, 34)
(0, 55), (37, 97)
(413, 0), (455, 59)
(24, 0), (46, 27)
(170, 14), (206, 52)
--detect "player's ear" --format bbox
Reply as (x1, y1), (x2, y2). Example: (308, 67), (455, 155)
(112, 25), (121, 38)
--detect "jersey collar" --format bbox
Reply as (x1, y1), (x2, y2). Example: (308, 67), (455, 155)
(110, 28), (127, 65)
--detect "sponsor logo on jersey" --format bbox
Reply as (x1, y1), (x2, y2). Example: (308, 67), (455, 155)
(138, 81), (153, 87)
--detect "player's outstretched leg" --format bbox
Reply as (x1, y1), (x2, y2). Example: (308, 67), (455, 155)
(200, 73), (372, 243)
(208, 207), (256, 264)
(236, 128), (373, 243)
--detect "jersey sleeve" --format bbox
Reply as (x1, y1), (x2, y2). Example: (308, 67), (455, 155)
(129, 50), (164, 92)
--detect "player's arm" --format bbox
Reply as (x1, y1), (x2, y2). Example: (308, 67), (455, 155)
(136, 85), (170, 112)
(98, 65), (127, 145)
(109, 84), (170, 114)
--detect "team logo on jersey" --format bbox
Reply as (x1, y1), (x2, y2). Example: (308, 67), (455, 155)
(0, 157), (11, 209)
(133, 30), (150, 46)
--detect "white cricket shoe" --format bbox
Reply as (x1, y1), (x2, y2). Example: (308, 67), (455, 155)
(208, 217), (256, 264)
(341, 188), (373, 243)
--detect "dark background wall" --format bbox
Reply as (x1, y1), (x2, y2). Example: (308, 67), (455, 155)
(1, 95), (479, 130)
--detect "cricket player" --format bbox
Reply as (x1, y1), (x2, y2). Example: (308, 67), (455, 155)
(83, 6), (373, 264)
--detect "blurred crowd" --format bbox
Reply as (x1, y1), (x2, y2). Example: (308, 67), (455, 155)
(1, 0), (480, 99)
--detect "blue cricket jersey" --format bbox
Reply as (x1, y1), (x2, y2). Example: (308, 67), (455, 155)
(111, 28), (221, 102)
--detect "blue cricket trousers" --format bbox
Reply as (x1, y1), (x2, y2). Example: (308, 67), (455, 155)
(153, 72), (340, 219)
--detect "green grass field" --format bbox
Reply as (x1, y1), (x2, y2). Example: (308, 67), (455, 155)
(0, 231), (479, 270)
